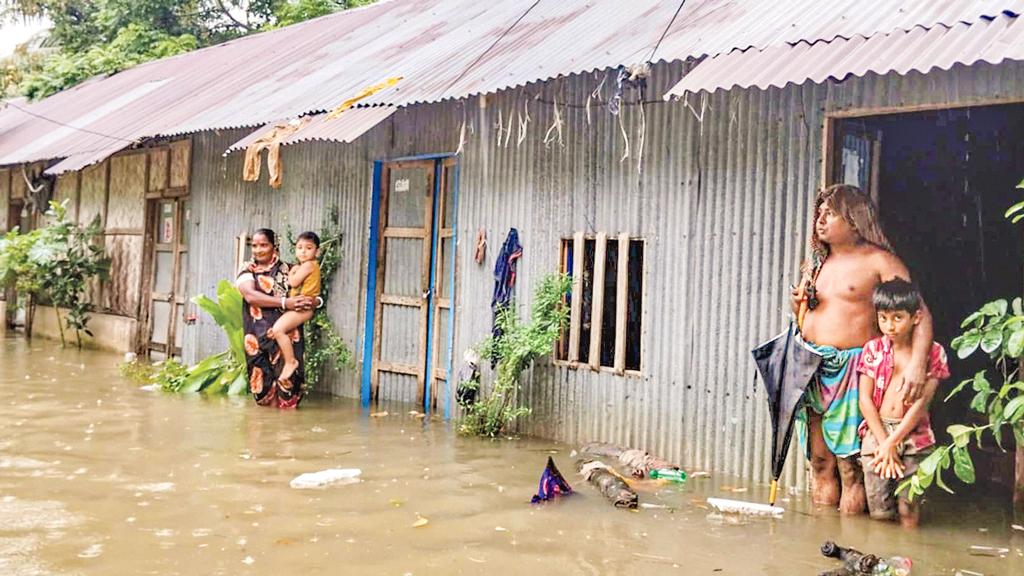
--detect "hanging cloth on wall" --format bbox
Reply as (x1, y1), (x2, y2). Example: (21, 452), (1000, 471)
(474, 228), (487, 265)
(490, 228), (523, 362)
(242, 117), (309, 189)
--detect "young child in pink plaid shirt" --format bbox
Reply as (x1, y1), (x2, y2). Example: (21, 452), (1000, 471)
(858, 278), (950, 527)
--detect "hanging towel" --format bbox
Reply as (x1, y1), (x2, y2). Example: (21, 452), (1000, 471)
(490, 228), (523, 363)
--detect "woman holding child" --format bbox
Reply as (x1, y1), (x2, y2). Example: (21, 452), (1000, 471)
(235, 228), (321, 409)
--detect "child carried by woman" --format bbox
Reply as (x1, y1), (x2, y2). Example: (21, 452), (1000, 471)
(268, 231), (321, 382)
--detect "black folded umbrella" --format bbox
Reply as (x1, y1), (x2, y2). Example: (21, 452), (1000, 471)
(751, 323), (822, 506)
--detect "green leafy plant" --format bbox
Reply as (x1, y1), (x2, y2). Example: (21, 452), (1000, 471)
(119, 357), (189, 392)
(0, 200), (110, 346)
(459, 273), (571, 438)
(126, 280), (247, 395)
(183, 279), (249, 394)
(284, 207), (354, 389)
(900, 184), (1024, 505)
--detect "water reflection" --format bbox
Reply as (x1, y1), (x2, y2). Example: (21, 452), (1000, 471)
(1, 336), (1022, 575)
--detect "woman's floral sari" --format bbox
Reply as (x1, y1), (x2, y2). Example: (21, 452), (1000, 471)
(237, 256), (304, 408)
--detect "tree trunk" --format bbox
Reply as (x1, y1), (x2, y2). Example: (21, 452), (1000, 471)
(1015, 441), (1024, 514)
(24, 296), (35, 338)
(54, 306), (66, 347)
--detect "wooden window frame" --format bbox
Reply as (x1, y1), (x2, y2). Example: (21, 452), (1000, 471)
(554, 232), (644, 377)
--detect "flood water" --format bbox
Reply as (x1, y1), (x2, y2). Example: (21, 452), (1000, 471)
(1, 336), (1023, 575)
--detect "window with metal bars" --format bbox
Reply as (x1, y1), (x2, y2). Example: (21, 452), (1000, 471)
(556, 233), (643, 373)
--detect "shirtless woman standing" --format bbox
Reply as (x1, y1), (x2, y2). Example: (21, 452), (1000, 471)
(793, 184), (933, 514)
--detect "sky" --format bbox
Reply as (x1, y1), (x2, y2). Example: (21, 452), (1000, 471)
(0, 18), (49, 58)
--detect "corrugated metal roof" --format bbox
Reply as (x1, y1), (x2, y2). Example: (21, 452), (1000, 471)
(223, 106), (397, 154)
(665, 12), (1024, 96)
(1, 0), (1022, 173)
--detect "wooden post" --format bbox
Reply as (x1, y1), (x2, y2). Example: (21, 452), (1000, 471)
(820, 116), (835, 189)
(567, 232), (584, 364)
(613, 232), (629, 374)
(588, 232), (607, 370)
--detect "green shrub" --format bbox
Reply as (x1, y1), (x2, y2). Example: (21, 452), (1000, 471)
(459, 273), (570, 437)
(0, 200), (110, 346)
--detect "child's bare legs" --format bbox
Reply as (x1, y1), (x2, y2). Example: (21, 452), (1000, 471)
(270, 310), (313, 381)
(898, 498), (920, 528)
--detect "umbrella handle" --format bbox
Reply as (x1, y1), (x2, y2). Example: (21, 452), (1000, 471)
(795, 285), (809, 330)
(768, 479), (779, 507)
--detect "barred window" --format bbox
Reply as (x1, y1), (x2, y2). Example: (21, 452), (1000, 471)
(556, 232), (643, 373)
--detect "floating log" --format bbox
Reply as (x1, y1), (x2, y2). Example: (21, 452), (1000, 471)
(576, 459), (638, 509)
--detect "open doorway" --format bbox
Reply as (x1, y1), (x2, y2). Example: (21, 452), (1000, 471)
(831, 103), (1024, 491)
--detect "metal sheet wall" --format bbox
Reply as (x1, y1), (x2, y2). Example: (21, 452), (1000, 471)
(183, 59), (1024, 487)
(442, 63), (815, 488)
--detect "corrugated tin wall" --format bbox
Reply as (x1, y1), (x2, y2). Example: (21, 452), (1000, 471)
(445, 63), (817, 488)
(183, 60), (1024, 487)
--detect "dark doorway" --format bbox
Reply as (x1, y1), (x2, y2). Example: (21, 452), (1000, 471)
(835, 104), (1024, 490)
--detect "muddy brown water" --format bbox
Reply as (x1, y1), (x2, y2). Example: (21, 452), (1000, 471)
(1, 336), (1023, 575)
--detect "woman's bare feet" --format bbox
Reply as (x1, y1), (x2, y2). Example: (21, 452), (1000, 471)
(280, 359), (299, 381)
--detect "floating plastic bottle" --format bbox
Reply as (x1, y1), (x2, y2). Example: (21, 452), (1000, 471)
(648, 468), (687, 482)
(872, 556), (912, 575)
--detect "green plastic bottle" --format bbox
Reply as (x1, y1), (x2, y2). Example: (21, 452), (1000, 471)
(649, 468), (687, 482)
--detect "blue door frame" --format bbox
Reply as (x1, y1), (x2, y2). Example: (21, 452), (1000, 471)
(361, 154), (459, 418)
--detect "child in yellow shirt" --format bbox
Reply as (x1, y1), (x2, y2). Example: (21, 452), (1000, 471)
(269, 231), (321, 382)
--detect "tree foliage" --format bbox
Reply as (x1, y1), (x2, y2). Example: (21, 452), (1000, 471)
(1, 1), (375, 99)
(0, 200), (110, 347)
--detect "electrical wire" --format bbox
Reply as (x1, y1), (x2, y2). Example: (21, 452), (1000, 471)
(1, 98), (136, 143)
(441, 0), (542, 98)
(646, 0), (688, 64)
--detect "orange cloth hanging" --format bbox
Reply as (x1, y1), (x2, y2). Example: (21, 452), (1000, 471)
(242, 118), (309, 189)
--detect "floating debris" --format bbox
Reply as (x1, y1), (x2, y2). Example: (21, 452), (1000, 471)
(577, 460), (637, 509)
(290, 468), (361, 489)
(632, 552), (674, 563)
(130, 482), (175, 493)
(706, 497), (783, 517)
(968, 545), (1009, 557)
(77, 543), (103, 558)
(412, 516), (429, 528)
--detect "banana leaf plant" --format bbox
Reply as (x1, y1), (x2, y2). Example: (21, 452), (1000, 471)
(185, 280), (248, 395)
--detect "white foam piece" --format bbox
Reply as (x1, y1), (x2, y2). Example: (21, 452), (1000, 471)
(290, 468), (362, 489)
(706, 497), (784, 516)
